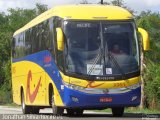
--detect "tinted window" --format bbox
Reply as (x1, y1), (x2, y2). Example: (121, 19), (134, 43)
(12, 17), (57, 59)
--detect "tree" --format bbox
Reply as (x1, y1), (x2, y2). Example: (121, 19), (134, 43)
(35, 3), (48, 15)
(0, 3), (48, 104)
(98, 1), (110, 5)
(0, 12), (9, 32)
(80, 0), (89, 4)
(98, 0), (135, 14)
(7, 8), (36, 32)
(137, 11), (160, 109)
(111, 0), (124, 6)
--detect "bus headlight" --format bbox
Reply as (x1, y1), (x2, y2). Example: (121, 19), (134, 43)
(64, 82), (85, 91)
(63, 82), (141, 94)
(64, 82), (105, 94)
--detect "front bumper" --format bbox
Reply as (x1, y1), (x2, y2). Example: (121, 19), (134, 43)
(62, 86), (141, 109)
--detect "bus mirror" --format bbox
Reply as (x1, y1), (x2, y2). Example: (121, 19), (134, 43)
(56, 28), (64, 51)
(138, 28), (150, 51)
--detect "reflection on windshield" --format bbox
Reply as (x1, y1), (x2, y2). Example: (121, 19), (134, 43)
(104, 23), (139, 75)
(64, 21), (139, 76)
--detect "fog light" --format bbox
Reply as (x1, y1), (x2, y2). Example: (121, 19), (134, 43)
(132, 96), (137, 101)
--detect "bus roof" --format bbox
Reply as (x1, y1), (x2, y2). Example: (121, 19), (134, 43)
(13, 5), (133, 36)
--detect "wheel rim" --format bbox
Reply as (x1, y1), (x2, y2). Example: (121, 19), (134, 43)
(51, 93), (64, 115)
(22, 93), (25, 112)
(52, 95), (56, 112)
(22, 100), (25, 110)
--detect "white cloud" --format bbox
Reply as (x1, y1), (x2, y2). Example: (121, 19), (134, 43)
(143, 0), (160, 7)
(124, 0), (160, 13)
(40, 0), (76, 8)
(0, 0), (36, 13)
(0, 0), (79, 13)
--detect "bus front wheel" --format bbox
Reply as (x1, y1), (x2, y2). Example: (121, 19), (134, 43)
(31, 107), (40, 114)
(111, 107), (124, 117)
(66, 109), (84, 116)
(21, 91), (39, 114)
(51, 94), (64, 115)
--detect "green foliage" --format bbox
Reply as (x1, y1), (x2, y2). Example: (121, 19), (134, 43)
(98, 0), (135, 14)
(0, 32), (12, 104)
(0, 32), (11, 86)
(0, 3), (48, 104)
(111, 0), (124, 6)
(137, 11), (160, 109)
(0, 60), (12, 104)
(80, 0), (89, 4)
(143, 61), (160, 109)
(35, 3), (48, 15)
(7, 8), (36, 32)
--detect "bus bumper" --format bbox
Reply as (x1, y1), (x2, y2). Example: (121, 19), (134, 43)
(62, 86), (141, 108)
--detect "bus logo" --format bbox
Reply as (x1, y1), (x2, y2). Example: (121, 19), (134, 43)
(26, 70), (41, 103)
(86, 81), (104, 88)
(44, 56), (51, 63)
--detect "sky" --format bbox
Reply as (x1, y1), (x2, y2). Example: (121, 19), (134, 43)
(0, 0), (160, 14)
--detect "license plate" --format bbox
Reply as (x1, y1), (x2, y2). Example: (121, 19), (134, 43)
(99, 97), (112, 102)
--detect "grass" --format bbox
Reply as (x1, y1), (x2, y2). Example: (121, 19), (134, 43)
(125, 107), (160, 114)
(96, 107), (160, 114)
(0, 103), (20, 108)
(1, 103), (160, 114)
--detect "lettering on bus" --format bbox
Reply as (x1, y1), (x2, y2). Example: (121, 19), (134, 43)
(113, 82), (126, 88)
(26, 70), (41, 103)
(100, 97), (112, 103)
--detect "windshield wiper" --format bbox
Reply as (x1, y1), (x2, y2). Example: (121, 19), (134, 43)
(88, 23), (104, 75)
(87, 48), (103, 75)
(107, 52), (126, 79)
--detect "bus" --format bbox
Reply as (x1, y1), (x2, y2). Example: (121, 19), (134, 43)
(11, 5), (149, 116)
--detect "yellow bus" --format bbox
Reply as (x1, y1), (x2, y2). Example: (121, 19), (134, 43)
(11, 5), (149, 116)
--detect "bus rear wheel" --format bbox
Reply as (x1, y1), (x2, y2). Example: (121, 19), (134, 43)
(21, 92), (31, 114)
(66, 109), (83, 116)
(111, 107), (124, 117)
(21, 92), (39, 114)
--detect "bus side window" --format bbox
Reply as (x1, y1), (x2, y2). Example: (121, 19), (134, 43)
(54, 17), (64, 71)
(25, 29), (32, 55)
(31, 26), (36, 53)
(31, 25), (41, 53)
(15, 33), (25, 58)
(14, 35), (19, 58)
(42, 20), (50, 50)
(48, 18), (55, 57)
(12, 37), (16, 58)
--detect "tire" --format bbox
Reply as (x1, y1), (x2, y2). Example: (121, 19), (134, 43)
(66, 109), (75, 116)
(31, 107), (40, 114)
(111, 107), (124, 117)
(21, 92), (32, 114)
(51, 91), (64, 115)
(67, 109), (83, 116)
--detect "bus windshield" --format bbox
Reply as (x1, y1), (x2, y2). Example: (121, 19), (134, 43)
(63, 21), (139, 77)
